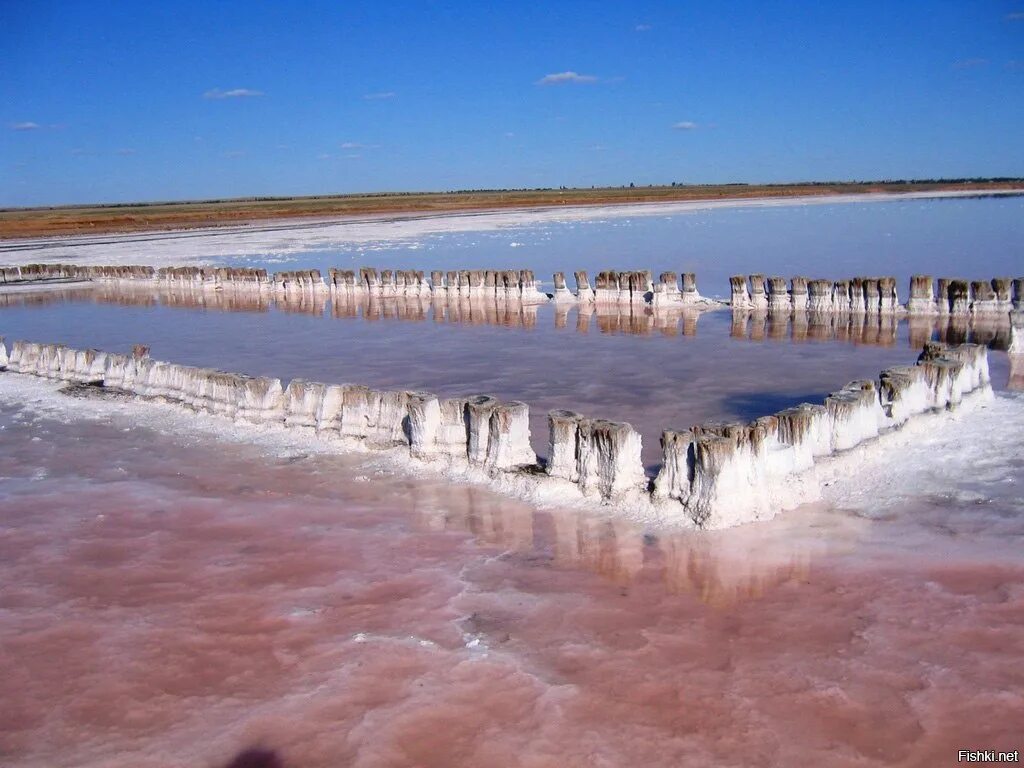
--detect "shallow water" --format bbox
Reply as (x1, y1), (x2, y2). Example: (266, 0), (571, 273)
(0, 286), (1014, 465)
(0, 379), (1022, 767)
(1, 196), (1022, 766)
(265, 195), (1024, 296)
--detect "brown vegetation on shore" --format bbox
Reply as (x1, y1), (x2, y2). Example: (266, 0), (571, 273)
(2, 181), (1021, 240)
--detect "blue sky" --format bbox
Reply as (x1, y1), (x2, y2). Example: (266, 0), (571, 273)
(2, 1), (1023, 206)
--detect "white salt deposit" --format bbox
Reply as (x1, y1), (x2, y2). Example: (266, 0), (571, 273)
(0, 332), (1007, 533)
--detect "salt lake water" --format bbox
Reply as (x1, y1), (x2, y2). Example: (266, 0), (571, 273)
(1, 193), (1022, 766)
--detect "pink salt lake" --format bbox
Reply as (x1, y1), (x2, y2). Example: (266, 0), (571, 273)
(1, 196), (1023, 766)
(0, 385), (1022, 768)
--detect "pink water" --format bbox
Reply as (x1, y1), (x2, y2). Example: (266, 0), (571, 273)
(2, 195), (1023, 767)
(1, 388), (1022, 767)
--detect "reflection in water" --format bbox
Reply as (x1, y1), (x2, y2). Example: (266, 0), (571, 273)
(407, 481), (852, 606)
(1, 284), (1013, 350)
(729, 308), (1012, 351)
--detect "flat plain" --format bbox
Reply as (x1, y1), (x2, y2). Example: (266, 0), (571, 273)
(3, 180), (1022, 239)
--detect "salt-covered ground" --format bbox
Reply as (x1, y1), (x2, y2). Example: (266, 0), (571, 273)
(0, 373), (1022, 767)
(2, 189), (1020, 268)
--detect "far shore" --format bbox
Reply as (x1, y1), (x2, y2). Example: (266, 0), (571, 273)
(2, 181), (1023, 242)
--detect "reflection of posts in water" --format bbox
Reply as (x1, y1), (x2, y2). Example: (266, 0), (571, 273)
(767, 312), (788, 341)
(0, 287), (93, 308)
(329, 292), (540, 330)
(805, 311), (834, 342)
(554, 302), (569, 329)
(576, 303), (593, 333)
(588, 304), (706, 337)
(360, 296), (430, 323)
(749, 311), (767, 341)
(917, 313), (1011, 352)
(273, 290), (326, 316)
(732, 307), (1009, 350)
(657, 527), (832, 605)
(876, 313), (906, 346)
(414, 489), (848, 605)
(548, 511), (645, 586)
(655, 311), (679, 337)
(730, 311), (748, 340)
(907, 315), (934, 349)
(854, 314), (897, 347)
(407, 483), (536, 551)
(791, 312), (808, 342)
(87, 283), (272, 313)
(424, 493), (821, 600)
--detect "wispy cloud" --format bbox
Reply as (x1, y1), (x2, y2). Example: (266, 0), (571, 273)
(536, 71), (599, 85)
(673, 121), (698, 130)
(317, 153), (333, 160)
(362, 91), (395, 100)
(340, 141), (379, 150)
(635, 24), (652, 32)
(115, 148), (137, 156)
(11, 121), (40, 131)
(1006, 11), (1024, 20)
(952, 58), (988, 69)
(203, 88), (264, 99)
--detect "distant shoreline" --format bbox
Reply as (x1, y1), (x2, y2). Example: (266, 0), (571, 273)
(2, 181), (1023, 241)
(1, 187), (1022, 268)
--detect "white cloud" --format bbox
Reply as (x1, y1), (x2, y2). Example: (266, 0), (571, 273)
(673, 121), (698, 130)
(203, 88), (264, 99)
(115, 148), (137, 156)
(12, 121), (40, 131)
(340, 142), (364, 149)
(536, 71), (598, 85)
(344, 153), (362, 159)
(317, 153), (333, 160)
(363, 91), (396, 100)
(1006, 11), (1024, 20)
(635, 24), (652, 31)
